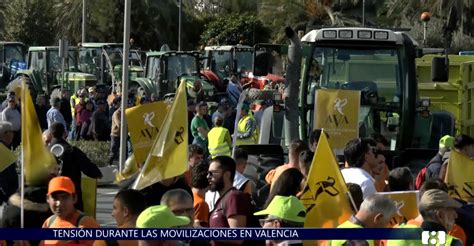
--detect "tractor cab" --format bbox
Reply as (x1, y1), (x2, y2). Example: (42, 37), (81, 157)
(202, 45), (253, 91)
(78, 43), (144, 92)
(18, 46), (96, 95)
(136, 51), (215, 101)
(0, 42), (27, 91)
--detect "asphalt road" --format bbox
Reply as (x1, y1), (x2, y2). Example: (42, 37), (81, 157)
(96, 184), (118, 227)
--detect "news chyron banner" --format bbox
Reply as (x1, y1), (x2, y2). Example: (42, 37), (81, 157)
(445, 150), (474, 203)
(314, 89), (360, 152)
(377, 191), (419, 227)
(126, 101), (169, 165)
(0, 228), (422, 241)
(300, 132), (352, 229)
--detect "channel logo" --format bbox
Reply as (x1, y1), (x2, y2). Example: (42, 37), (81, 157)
(422, 231), (446, 245)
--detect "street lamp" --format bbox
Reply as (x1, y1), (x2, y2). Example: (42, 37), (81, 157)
(178, 0), (182, 51)
(82, 0), (86, 43)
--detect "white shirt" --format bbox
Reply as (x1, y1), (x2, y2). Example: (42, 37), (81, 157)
(341, 167), (376, 199)
(205, 171), (249, 211)
(1, 107), (20, 131)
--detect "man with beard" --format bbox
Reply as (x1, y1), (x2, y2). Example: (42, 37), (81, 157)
(42, 176), (100, 245)
(207, 156), (255, 245)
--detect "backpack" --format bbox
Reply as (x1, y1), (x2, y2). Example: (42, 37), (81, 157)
(415, 154), (443, 190)
(46, 212), (85, 228)
(415, 166), (428, 190)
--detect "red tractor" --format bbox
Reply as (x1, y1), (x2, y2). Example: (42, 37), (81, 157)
(201, 45), (285, 92)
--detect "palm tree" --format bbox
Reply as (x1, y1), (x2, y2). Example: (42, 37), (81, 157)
(52, 0), (83, 45)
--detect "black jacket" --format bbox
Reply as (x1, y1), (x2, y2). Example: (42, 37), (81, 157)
(1, 186), (52, 228)
(1, 186), (53, 246)
(49, 138), (102, 211)
(0, 154), (18, 204)
(425, 152), (446, 180)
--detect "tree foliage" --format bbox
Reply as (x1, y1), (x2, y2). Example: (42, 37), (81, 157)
(53, 0), (83, 45)
(0, 0), (472, 51)
(4, 0), (56, 46)
(200, 14), (270, 46)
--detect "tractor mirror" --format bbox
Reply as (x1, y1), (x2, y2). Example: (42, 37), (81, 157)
(431, 57), (449, 82)
(253, 52), (271, 76)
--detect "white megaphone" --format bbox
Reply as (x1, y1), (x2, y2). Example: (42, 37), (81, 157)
(50, 144), (65, 175)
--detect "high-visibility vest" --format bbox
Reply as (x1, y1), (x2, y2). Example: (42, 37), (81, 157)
(236, 115), (258, 146)
(208, 126), (231, 158)
(387, 224), (459, 246)
(329, 220), (375, 246)
(70, 94), (80, 117)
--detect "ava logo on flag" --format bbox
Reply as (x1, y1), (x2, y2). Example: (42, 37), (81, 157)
(175, 127), (185, 144)
(143, 112), (156, 128)
(314, 176), (340, 198)
(334, 98), (348, 116)
(301, 176), (340, 213)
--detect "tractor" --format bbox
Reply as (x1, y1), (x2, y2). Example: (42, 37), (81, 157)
(0, 42), (27, 92)
(134, 50), (216, 101)
(78, 43), (144, 94)
(202, 44), (285, 92)
(255, 27), (451, 171)
(14, 46), (97, 97)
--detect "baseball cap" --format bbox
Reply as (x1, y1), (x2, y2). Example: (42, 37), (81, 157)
(88, 87), (96, 93)
(254, 195), (306, 223)
(136, 205), (190, 228)
(0, 121), (13, 135)
(48, 176), (76, 195)
(439, 135), (454, 149)
(241, 103), (250, 112)
(419, 189), (461, 211)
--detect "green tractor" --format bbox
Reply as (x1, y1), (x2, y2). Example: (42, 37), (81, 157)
(134, 50), (215, 101)
(14, 46), (97, 96)
(0, 42), (27, 92)
(78, 43), (144, 94)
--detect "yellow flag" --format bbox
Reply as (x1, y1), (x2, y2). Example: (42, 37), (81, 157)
(314, 89), (360, 150)
(21, 80), (57, 186)
(445, 150), (474, 203)
(377, 191), (419, 227)
(133, 82), (188, 190)
(300, 131), (352, 228)
(125, 101), (169, 165)
(0, 144), (16, 172)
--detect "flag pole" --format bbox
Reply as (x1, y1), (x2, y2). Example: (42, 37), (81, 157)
(231, 90), (248, 157)
(20, 80), (25, 229)
(119, 0), (131, 173)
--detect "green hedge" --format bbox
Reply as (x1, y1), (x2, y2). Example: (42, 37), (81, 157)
(70, 140), (110, 167)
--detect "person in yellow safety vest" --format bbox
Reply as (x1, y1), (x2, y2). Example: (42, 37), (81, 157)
(208, 116), (232, 158)
(329, 194), (398, 246)
(236, 103), (258, 146)
(386, 189), (463, 246)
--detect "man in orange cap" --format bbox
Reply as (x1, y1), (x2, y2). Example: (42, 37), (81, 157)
(42, 176), (100, 245)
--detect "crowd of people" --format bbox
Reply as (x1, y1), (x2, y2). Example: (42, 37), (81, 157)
(0, 78), (473, 246)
